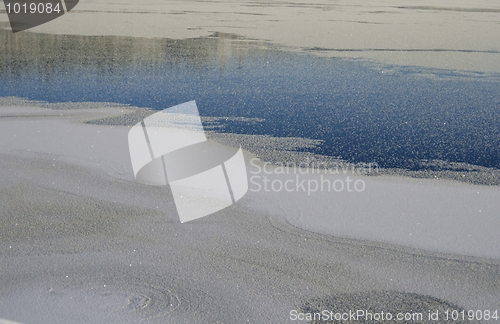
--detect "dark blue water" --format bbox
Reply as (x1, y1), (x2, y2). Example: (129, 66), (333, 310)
(1, 31), (499, 170)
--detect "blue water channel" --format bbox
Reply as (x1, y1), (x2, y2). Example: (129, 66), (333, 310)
(1, 30), (499, 170)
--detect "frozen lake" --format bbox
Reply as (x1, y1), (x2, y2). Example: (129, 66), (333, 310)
(1, 29), (499, 174)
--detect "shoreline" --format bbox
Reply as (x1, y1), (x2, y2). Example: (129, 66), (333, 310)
(1, 100), (499, 258)
(3, 96), (498, 186)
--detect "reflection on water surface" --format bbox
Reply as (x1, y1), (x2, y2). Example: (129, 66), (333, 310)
(1, 29), (499, 170)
